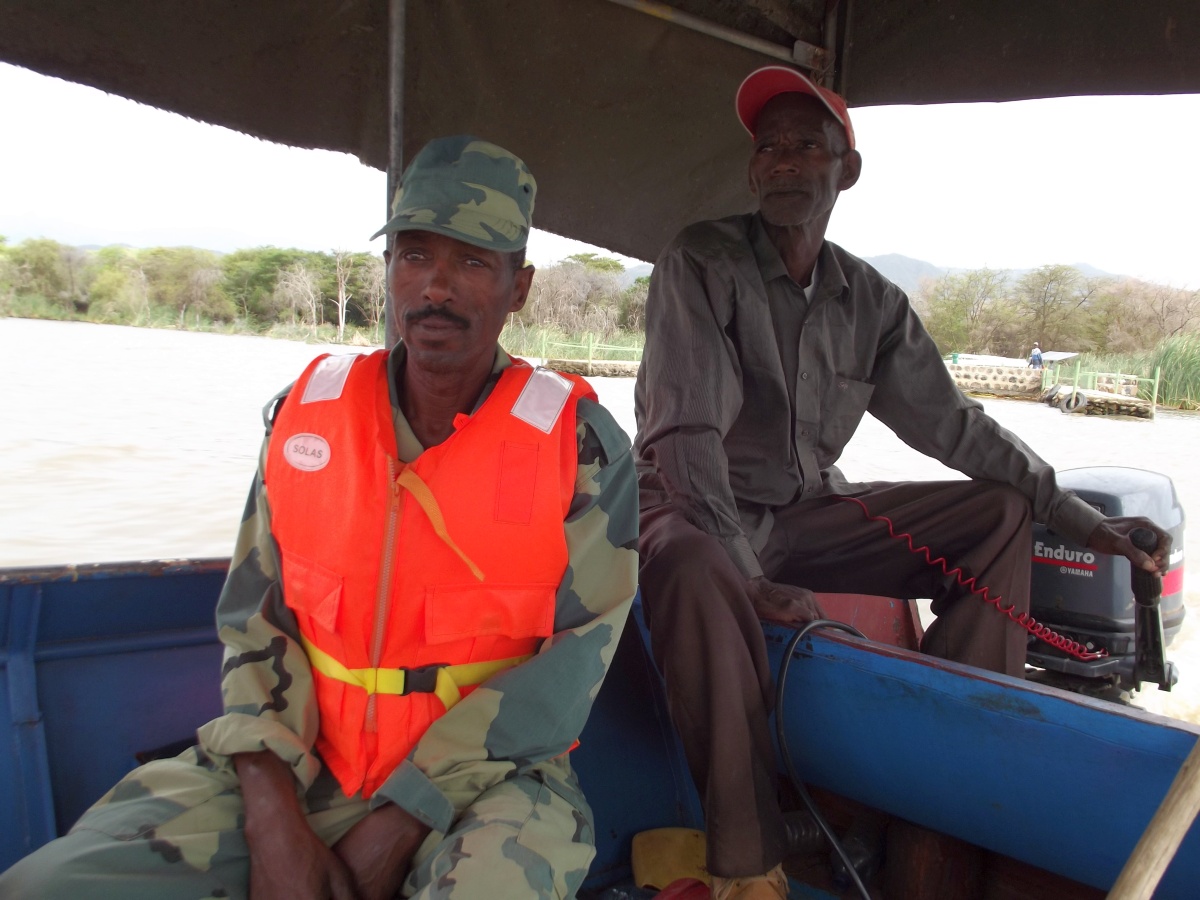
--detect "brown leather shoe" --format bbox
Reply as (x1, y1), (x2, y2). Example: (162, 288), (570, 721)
(710, 863), (788, 900)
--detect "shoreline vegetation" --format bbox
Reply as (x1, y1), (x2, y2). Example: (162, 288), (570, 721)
(3, 235), (1198, 406)
(915, 264), (1200, 410)
(0, 237), (648, 361)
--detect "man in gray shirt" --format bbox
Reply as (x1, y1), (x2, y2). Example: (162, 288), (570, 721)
(633, 65), (1171, 899)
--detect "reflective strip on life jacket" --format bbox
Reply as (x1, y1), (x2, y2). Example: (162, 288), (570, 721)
(300, 635), (532, 711)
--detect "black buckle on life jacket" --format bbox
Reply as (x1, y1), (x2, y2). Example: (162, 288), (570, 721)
(400, 663), (445, 695)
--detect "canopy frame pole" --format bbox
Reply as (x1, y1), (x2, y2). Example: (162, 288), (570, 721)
(384, 0), (407, 349)
(603, 0), (829, 73)
(830, 0), (854, 96)
(819, 1), (838, 86)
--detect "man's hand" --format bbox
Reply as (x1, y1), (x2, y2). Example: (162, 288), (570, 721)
(1085, 516), (1172, 574)
(747, 576), (825, 626)
(334, 804), (431, 900)
(235, 751), (359, 900)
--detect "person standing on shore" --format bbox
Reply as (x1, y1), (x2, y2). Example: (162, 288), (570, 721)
(633, 65), (1171, 899)
(1, 135), (638, 900)
(1029, 342), (1044, 368)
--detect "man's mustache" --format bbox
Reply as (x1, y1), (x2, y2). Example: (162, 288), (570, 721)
(764, 180), (808, 195)
(405, 306), (470, 329)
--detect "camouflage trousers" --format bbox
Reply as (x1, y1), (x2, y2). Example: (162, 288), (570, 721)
(0, 747), (595, 900)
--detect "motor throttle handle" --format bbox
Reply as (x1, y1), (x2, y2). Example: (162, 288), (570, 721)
(1130, 527), (1173, 690)
(1130, 528), (1162, 608)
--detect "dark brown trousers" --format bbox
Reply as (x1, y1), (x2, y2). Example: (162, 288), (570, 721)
(637, 480), (1033, 877)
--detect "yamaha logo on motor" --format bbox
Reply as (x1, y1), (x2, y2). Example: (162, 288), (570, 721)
(1032, 540), (1097, 577)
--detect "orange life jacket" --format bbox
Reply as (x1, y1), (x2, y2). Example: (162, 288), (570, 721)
(263, 349), (595, 798)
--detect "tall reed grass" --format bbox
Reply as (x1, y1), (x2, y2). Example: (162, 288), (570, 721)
(0, 292), (77, 321)
(1079, 333), (1200, 410)
(499, 322), (643, 361)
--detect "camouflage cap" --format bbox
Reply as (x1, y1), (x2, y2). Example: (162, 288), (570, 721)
(371, 135), (536, 252)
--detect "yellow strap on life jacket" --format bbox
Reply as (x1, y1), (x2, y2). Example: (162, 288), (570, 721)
(396, 466), (485, 582)
(300, 636), (531, 710)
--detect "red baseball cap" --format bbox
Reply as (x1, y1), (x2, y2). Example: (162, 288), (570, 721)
(735, 65), (856, 150)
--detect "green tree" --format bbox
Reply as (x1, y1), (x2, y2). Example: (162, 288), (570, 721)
(1087, 278), (1200, 353)
(353, 254), (387, 343)
(919, 275), (972, 354)
(332, 250), (356, 342)
(274, 261), (324, 333)
(564, 252), (625, 274)
(221, 246), (317, 324)
(522, 260), (623, 337)
(8, 238), (76, 311)
(1013, 265), (1103, 352)
(87, 267), (148, 323)
(139, 246), (235, 324)
(918, 269), (1012, 354)
(85, 246), (151, 323)
(620, 276), (650, 331)
(0, 239), (13, 311)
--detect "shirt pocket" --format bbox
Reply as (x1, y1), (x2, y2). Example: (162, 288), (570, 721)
(279, 547), (343, 635)
(818, 376), (875, 461)
(495, 440), (540, 525)
(425, 583), (557, 644)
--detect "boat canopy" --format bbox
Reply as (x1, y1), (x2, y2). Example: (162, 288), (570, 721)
(1, 0), (1196, 261)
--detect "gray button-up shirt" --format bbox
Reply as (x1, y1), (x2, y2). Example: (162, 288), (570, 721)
(634, 212), (1103, 579)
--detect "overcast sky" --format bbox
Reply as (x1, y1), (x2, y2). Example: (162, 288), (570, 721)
(2, 62), (1198, 287)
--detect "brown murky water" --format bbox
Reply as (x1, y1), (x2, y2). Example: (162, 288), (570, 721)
(3, 317), (1197, 722)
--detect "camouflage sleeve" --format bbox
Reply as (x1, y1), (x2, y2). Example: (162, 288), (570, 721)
(194, 435), (324, 790)
(371, 396), (639, 832)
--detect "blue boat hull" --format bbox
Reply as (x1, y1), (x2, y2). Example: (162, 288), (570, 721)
(0, 559), (702, 891)
(3, 560), (1198, 896)
(766, 624), (1200, 897)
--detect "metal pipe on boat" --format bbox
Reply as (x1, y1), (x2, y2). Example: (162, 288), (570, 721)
(384, 0), (407, 350)
(819, 0), (839, 87)
(603, 0), (829, 72)
(774, 619), (872, 900)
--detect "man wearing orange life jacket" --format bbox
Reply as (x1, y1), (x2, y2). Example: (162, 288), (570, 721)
(0, 136), (638, 900)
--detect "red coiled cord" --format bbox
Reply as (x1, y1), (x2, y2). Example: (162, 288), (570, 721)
(838, 495), (1107, 661)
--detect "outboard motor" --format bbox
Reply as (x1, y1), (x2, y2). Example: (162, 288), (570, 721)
(1026, 467), (1185, 702)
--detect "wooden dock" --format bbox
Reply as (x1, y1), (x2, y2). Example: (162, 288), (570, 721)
(1042, 385), (1154, 418)
(547, 358), (640, 377)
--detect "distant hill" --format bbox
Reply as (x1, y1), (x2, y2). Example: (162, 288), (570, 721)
(1066, 262), (1114, 280)
(76, 242), (228, 256)
(861, 254), (948, 295)
(614, 256), (949, 294)
(78, 243), (133, 252)
(861, 254), (1117, 296)
(618, 263), (653, 287)
(610, 256), (1117, 296)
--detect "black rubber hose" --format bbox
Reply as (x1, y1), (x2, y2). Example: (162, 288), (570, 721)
(774, 619), (873, 900)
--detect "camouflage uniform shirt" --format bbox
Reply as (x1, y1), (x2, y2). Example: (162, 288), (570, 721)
(196, 344), (638, 834)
